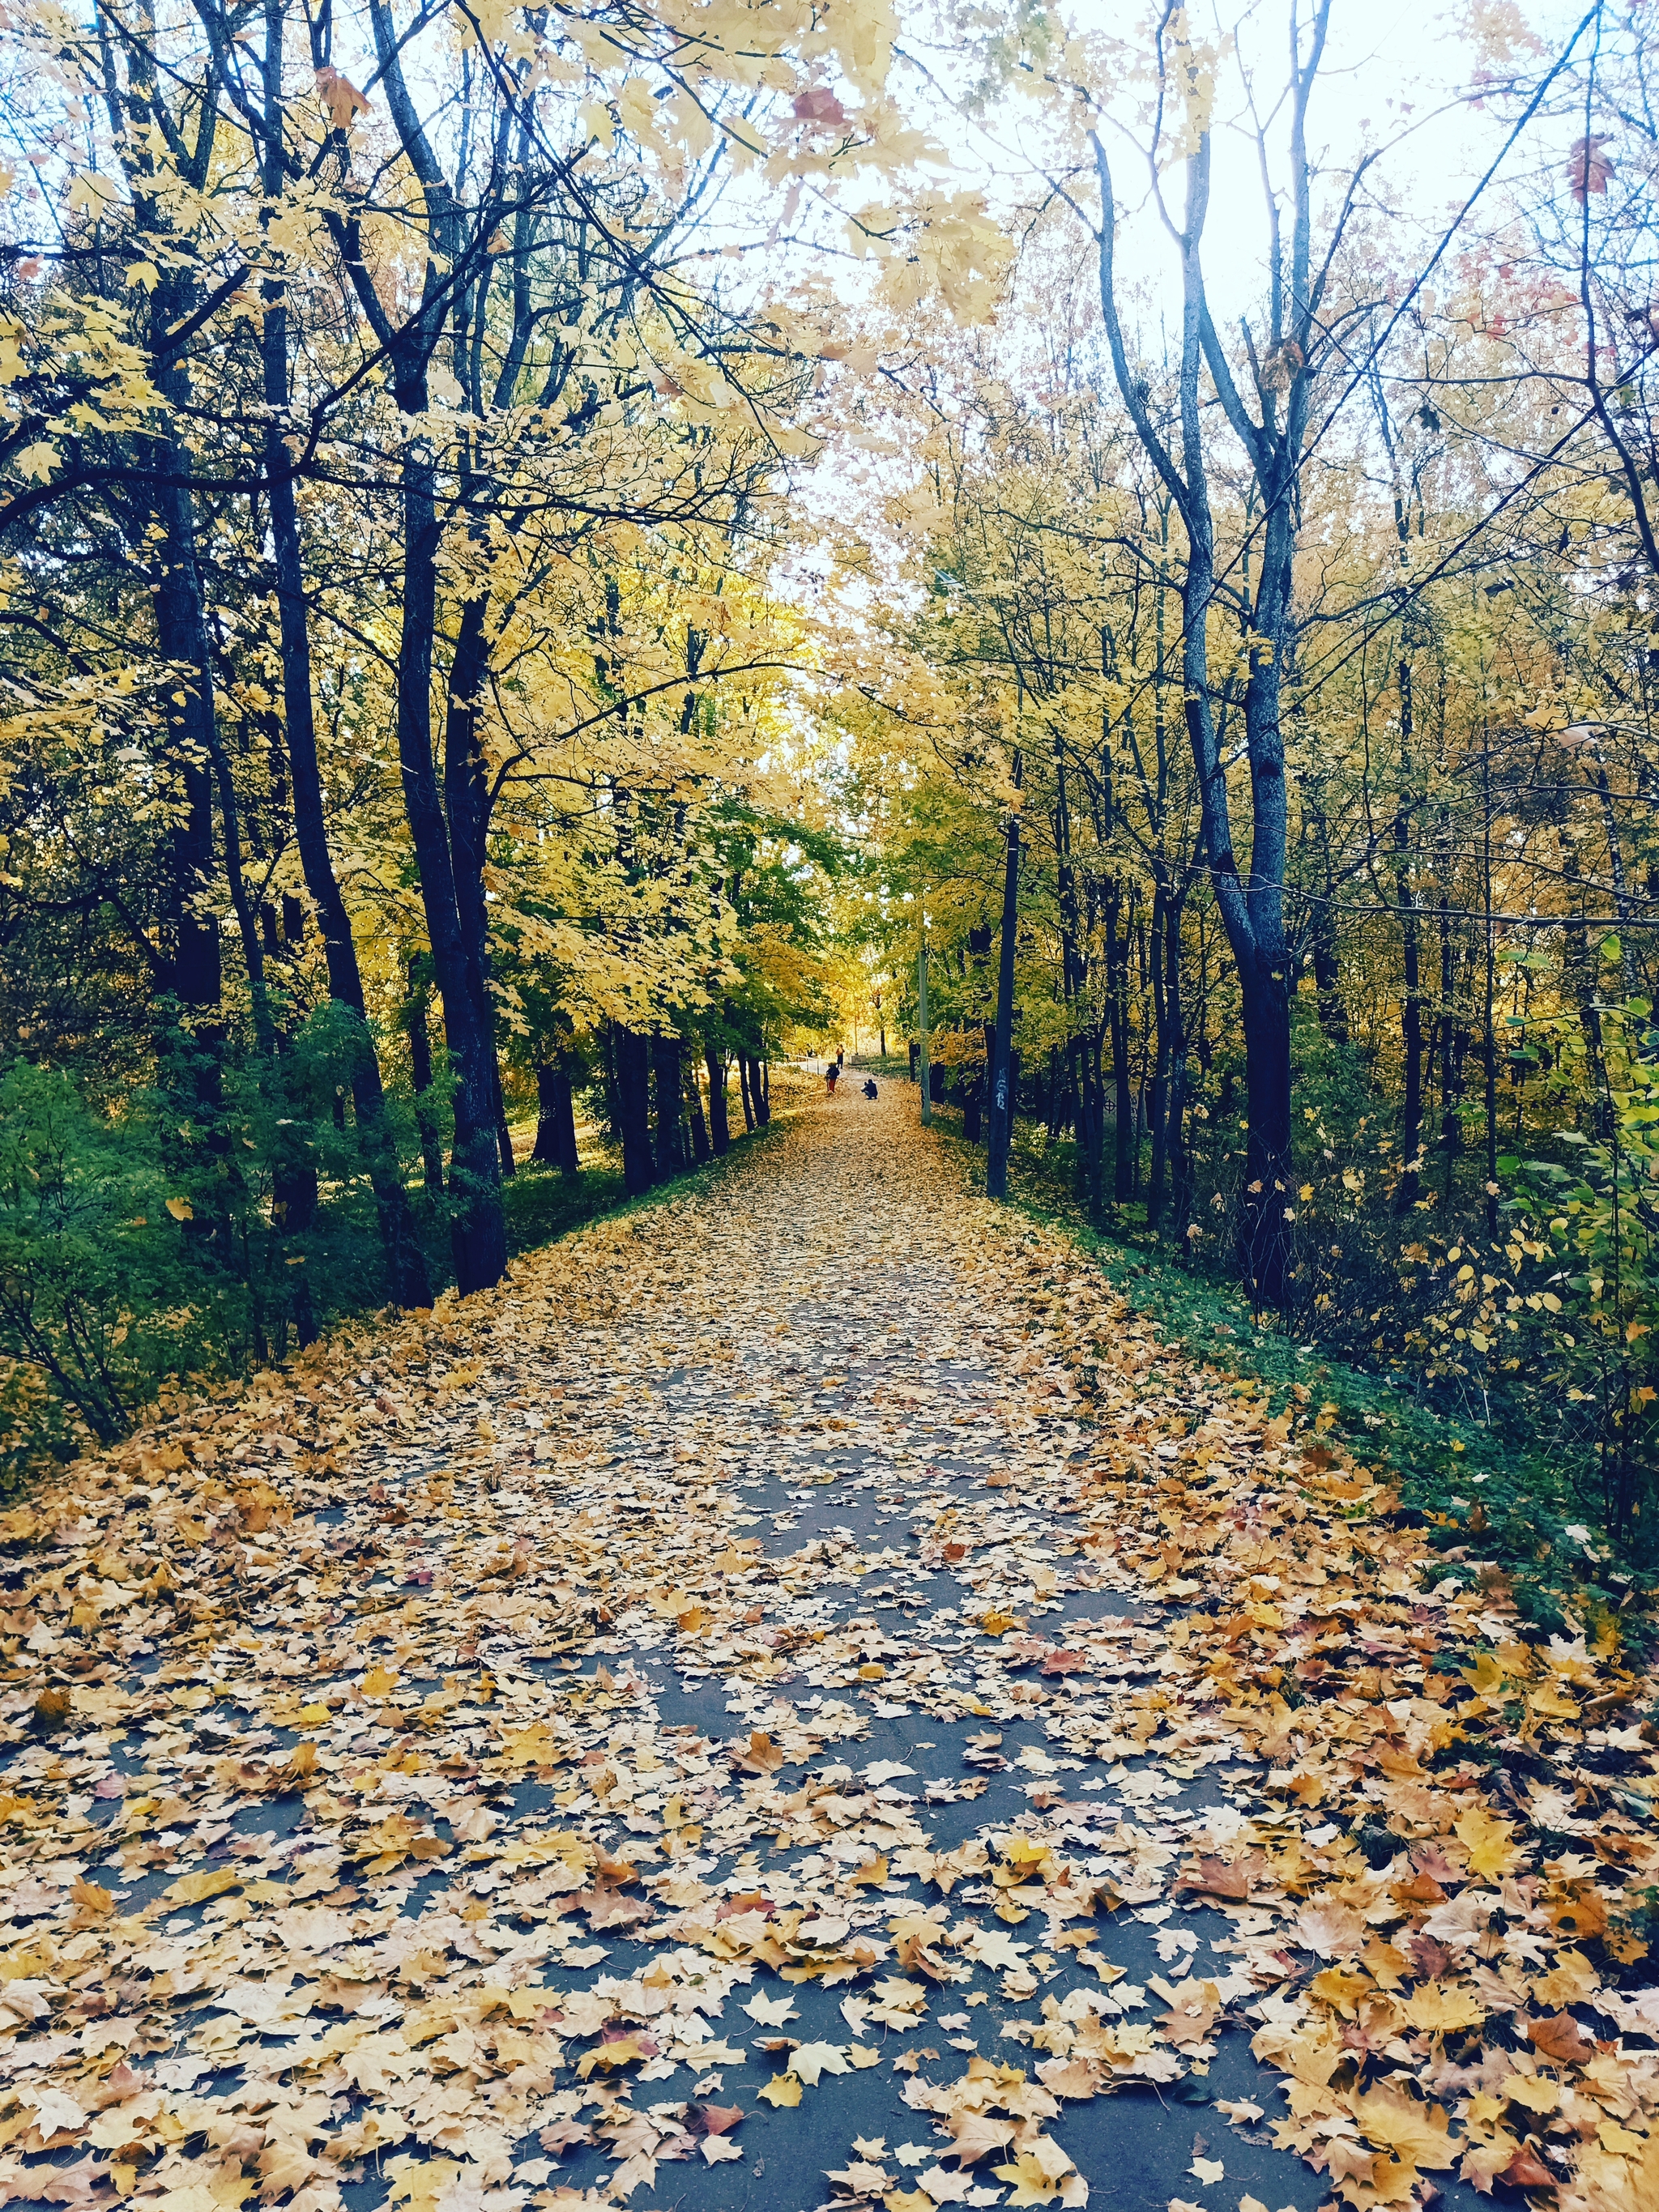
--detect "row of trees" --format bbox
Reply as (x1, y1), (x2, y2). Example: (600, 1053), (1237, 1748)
(830, 0), (1659, 1549)
(0, 0), (1017, 1464)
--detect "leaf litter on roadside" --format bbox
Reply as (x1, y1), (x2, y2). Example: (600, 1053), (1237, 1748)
(1, 1094), (1657, 2212)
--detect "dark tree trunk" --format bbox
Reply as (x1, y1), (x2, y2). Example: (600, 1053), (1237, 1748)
(706, 1048), (731, 1155)
(1162, 898), (1191, 1232)
(258, 19), (430, 1311)
(962, 1066), (983, 1144)
(1237, 952), (1294, 1306)
(684, 1059), (710, 1163)
(1146, 884), (1171, 1230)
(757, 1058), (771, 1125)
(987, 803), (1021, 1199)
(615, 1028), (655, 1196)
(407, 965), (446, 1194)
(1105, 885), (1135, 1203)
(653, 1035), (687, 1179)
(1076, 1034), (1105, 1218)
(1394, 659), (1423, 1213)
(493, 1058), (515, 1179)
(738, 1056), (756, 1133)
(602, 1021), (623, 1141)
(381, 386), (505, 1290)
(533, 1063), (578, 1173)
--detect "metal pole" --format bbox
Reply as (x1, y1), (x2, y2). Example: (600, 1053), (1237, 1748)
(917, 936), (932, 1126)
(987, 812), (1021, 1198)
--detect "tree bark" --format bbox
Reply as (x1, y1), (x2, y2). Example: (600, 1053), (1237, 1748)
(615, 1027), (655, 1196)
(1394, 658), (1424, 1212)
(1107, 889), (1135, 1204)
(987, 799), (1021, 1199)
(684, 1059), (711, 1163)
(706, 1047), (731, 1155)
(653, 1034), (687, 1180)
(1146, 882), (1171, 1230)
(407, 963), (446, 1194)
(360, 0), (506, 1298)
(533, 1062), (579, 1172)
(260, 0), (431, 1309)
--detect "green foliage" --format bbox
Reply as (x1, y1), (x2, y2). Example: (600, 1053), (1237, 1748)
(0, 1037), (788, 1499)
(0, 1060), (222, 1477)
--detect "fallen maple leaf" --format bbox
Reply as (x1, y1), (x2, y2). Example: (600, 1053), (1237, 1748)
(682, 2103), (744, 2137)
(739, 1730), (787, 1773)
(1497, 2142), (1555, 2189)
(1175, 1854), (1252, 1901)
(1526, 2010), (1593, 2064)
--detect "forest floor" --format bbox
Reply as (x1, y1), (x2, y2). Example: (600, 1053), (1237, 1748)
(2, 1091), (1657, 2212)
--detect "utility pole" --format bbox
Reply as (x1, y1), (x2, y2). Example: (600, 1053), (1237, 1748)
(987, 757), (1023, 1198)
(916, 934), (932, 1127)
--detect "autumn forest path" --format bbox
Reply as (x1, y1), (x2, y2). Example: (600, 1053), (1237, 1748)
(1, 1088), (1649, 2212)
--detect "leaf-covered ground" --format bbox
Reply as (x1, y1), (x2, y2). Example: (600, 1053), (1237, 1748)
(2, 1091), (1657, 2212)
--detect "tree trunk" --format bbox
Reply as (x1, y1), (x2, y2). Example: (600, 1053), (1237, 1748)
(615, 1027), (655, 1196)
(1146, 883), (1171, 1230)
(706, 1048), (731, 1155)
(388, 403), (506, 1294)
(1237, 948), (1294, 1306)
(1094, 92), (1316, 1307)
(493, 1058), (515, 1179)
(533, 1062), (579, 1173)
(407, 965), (446, 1194)
(1394, 658), (1423, 1213)
(258, 9), (431, 1311)
(738, 1054), (756, 1133)
(684, 1059), (710, 1163)
(653, 1035), (687, 1180)
(987, 801), (1021, 1200)
(1163, 897), (1192, 1234)
(1075, 1033), (1105, 1219)
(962, 1062), (983, 1144)
(1101, 881), (1133, 1204)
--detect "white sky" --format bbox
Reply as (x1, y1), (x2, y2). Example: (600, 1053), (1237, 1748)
(896, 0), (1592, 332)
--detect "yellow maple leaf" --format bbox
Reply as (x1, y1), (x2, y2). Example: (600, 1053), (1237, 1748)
(162, 1867), (241, 1907)
(757, 2073), (803, 2107)
(1455, 1802), (1522, 1882)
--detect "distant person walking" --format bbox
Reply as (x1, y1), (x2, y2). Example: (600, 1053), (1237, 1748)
(825, 1063), (839, 1096)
